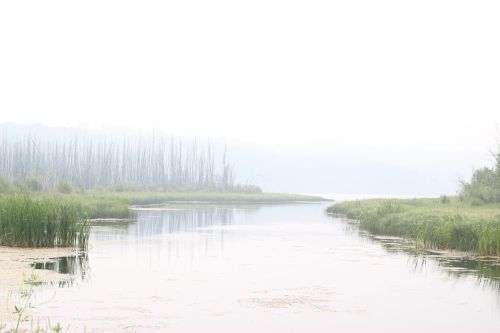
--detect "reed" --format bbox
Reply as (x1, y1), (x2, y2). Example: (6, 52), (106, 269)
(328, 198), (500, 256)
(0, 194), (89, 248)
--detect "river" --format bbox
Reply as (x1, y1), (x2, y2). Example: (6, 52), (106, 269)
(25, 202), (500, 332)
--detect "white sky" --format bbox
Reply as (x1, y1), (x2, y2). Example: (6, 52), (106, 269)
(0, 1), (499, 151)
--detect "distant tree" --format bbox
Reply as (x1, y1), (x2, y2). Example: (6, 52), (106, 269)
(460, 142), (500, 204)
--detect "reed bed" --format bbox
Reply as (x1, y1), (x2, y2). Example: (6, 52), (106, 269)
(328, 198), (500, 256)
(0, 194), (89, 248)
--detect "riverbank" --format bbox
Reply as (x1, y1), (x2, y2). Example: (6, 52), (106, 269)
(327, 197), (500, 256)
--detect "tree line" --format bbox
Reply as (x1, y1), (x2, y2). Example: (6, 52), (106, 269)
(0, 130), (254, 193)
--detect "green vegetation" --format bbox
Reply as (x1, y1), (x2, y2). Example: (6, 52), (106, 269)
(328, 197), (500, 256)
(0, 194), (89, 248)
(56, 180), (72, 194)
(459, 149), (500, 205)
(0, 176), (10, 193)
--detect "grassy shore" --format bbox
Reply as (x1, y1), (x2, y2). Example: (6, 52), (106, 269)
(328, 197), (500, 256)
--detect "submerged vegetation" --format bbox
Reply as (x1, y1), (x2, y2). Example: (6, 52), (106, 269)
(328, 198), (500, 256)
(0, 194), (89, 248)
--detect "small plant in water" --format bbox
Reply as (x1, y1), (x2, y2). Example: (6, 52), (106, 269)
(0, 273), (67, 333)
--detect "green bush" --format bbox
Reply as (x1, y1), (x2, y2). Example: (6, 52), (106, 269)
(0, 176), (10, 193)
(57, 180), (72, 193)
(460, 150), (500, 204)
(24, 176), (44, 192)
(440, 195), (450, 204)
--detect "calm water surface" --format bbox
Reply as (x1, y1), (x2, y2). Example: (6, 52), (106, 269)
(32, 203), (499, 332)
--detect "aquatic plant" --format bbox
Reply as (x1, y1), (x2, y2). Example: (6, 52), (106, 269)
(0, 194), (89, 248)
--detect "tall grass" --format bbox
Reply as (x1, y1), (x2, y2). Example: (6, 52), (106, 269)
(328, 198), (500, 256)
(0, 194), (89, 248)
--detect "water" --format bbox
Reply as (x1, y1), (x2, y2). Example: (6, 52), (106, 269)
(31, 203), (499, 332)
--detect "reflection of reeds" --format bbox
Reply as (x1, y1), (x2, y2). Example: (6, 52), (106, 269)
(411, 255), (500, 292)
(0, 132), (235, 192)
(360, 231), (500, 292)
(31, 253), (90, 288)
(0, 194), (89, 248)
(88, 205), (256, 242)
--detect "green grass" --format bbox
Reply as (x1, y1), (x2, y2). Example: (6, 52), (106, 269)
(328, 197), (500, 256)
(0, 194), (89, 248)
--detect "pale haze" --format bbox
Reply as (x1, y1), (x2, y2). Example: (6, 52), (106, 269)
(1, 1), (499, 195)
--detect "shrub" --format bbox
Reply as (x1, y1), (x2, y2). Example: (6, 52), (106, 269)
(460, 149), (500, 204)
(57, 180), (72, 193)
(24, 176), (44, 192)
(440, 195), (450, 204)
(0, 176), (10, 193)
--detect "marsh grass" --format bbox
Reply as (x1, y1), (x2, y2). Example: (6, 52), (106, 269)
(0, 194), (89, 248)
(328, 197), (500, 256)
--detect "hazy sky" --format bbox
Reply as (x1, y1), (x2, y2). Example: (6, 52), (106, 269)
(1, 1), (499, 195)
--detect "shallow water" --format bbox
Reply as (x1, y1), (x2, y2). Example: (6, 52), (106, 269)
(26, 203), (500, 332)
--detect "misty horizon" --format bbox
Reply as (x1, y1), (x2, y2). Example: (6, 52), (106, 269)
(0, 122), (496, 196)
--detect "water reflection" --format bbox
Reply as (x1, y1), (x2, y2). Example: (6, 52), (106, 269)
(24, 204), (500, 332)
(358, 229), (500, 292)
(38, 205), (258, 286)
(31, 253), (89, 287)
(89, 205), (243, 241)
(36, 205), (500, 295)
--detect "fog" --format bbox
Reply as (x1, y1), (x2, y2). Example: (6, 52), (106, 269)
(1, 1), (499, 196)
